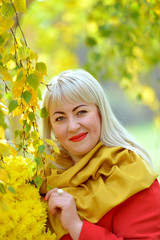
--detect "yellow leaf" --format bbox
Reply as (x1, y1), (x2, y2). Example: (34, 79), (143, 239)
(10, 146), (17, 158)
(31, 130), (40, 140)
(29, 49), (37, 60)
(16, 37), (23, 47)
(53, 146), (60, 154)
(45, 139), (60, 154)
(0, 102), (8, 114)
(12, 70), (26, 98)
(7, 59), (16, 70)
(0, 127), (5, 139)
(13, 0), (26, 12)
(29, 88), (38, 107)
(28, 143), (36, 153)
(0, 139), (10, 156)
(10, 45), (16, 55)
(12, 104), (24, 117)
(0, 17), (13, 34)
(45, 154), (55, 162)
(0, 168), (9, 183)
(0, 66), (12, 81)
(45, 139), (57, 146)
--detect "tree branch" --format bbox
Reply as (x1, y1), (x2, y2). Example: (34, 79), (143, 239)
(10, 0), (28, 47)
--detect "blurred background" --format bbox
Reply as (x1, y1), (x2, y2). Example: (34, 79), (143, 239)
(18, 0), (160, 172)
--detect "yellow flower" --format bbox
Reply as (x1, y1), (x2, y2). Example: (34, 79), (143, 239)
(0, 155), (56, 240)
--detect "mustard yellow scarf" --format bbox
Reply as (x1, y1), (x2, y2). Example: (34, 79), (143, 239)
(40, 142), (158, 239)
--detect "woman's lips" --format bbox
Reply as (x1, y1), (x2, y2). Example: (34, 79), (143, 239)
(69, 132), (88, 142)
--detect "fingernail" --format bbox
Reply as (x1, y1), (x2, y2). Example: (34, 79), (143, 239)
(44, 196), (46, 201)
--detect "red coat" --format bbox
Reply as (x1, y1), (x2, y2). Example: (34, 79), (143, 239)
(61, 179), (160, 240)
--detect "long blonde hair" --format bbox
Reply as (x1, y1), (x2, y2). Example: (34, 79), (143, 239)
(41, 69), (152, 166)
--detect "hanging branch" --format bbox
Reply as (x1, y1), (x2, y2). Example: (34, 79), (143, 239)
(10, 28), (23, 68)
(10, 0), (28, 47)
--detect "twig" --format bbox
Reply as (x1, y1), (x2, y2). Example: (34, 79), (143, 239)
(40, 82), (52, 91)
(3, 80), (11, 93)
(10, 28), (22, 67)
(10, 0), (28, 47)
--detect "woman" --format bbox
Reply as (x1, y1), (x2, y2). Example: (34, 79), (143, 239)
(40, 69), (160, 240)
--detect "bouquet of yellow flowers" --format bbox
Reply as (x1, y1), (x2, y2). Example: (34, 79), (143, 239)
(0, 155), (56, 240)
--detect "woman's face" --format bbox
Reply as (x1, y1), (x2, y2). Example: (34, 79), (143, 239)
(49, 98), (101, 163)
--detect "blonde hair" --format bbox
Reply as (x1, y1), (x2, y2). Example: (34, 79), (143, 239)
(41, 69), (152, 166)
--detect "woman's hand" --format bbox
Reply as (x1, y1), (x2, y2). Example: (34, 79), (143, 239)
(44, 188), (83, 240)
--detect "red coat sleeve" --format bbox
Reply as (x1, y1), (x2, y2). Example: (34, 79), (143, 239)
(61, 180), (160, 240)
(79, 220), (123, 240)
(78, 179), (160, 240)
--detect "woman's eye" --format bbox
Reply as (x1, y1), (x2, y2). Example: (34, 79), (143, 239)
(77, 110), (87, 115)
(55, 116), (65, 122)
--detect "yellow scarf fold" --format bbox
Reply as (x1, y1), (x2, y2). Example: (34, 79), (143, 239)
(40, 142), (158, 239)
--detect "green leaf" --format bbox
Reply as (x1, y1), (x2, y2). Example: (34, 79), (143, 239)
(0, 33), (9, 47)
(0, 183), (6, 194)
(40, 107), (48, 118)
(28, 162), (36, 178)
(17, 47), (30, 60)
(36, 62), (47, 75)
(34, 175), (42, 189)
(99, 25), (112, 37)
(35, 156), (42, 166)
(47, 184), (53, 191)
(24, 122), (31, 133)
(1, 3), (15, 17)
(49, 164), (57, 169)
(26, 73), (39, 90)
(0, 109), (7, 129)
(16, 69), (23, 81)
(23, 120), (27, 125)
(37, 88), (42, 100)
(9, 100), (18, 113)
(14, 129), (20, 138)
(28, 112), (35, 122)
(85, 37), (97, 46)
(8, 186), (16, 194)
(38, 144), (45, 154)
(22, 90), (32, 104)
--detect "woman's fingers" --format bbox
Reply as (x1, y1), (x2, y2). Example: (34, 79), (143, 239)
(44, 188), (67, 215)
(44, 188), (80, 230)
(44, 187), (59, 201)
(44, 188), (83, 239)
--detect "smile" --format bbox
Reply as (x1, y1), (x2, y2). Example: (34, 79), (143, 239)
(69, 132), (88, 142)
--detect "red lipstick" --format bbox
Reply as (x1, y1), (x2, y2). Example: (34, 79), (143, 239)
(69, 132), (88, 142)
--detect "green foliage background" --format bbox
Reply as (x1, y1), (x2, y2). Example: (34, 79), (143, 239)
(21, 0), (160, 109)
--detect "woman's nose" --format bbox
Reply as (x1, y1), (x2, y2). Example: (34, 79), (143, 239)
(67, 118), (80, 132)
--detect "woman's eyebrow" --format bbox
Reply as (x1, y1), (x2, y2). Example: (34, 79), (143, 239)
(72, 104), (87, 112)
(53, 104), (87, 116)
(53, 111), (65, 115)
